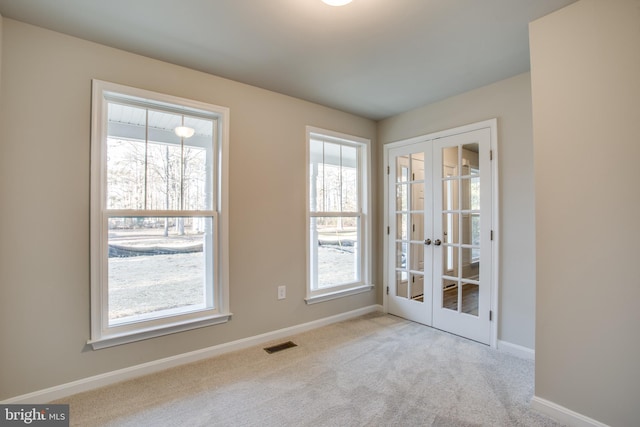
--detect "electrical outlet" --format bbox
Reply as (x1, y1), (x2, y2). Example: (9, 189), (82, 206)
(277, 285), (286, 300)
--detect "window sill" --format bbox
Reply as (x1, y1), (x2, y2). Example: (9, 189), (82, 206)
(88, 313), (232, 350)
(305, 284), (374, 305)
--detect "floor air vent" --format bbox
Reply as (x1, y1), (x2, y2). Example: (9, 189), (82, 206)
(264, 341), (297, 354)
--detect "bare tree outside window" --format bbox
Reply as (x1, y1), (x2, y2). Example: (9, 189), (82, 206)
(104, 104), (214, 322)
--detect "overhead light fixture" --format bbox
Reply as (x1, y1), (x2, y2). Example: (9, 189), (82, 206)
(174, 126), (195, 138)
(322, 0), (352, 6)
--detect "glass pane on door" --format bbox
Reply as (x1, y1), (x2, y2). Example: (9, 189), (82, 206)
(396, 213), (407, 240)
(397, 271), (409, 298)
(396, 155), (409, 181)
(443, 245), (459, 277)
(443, 179), (459, 211)
(396, 183), (408, 211)
(443, 213), (459, 244)
(442, 279), (458, 311)
(411, 153), (424, 181)
(462, 214), (480, 245)
(410, 243), (424, 271)
(411, 273), (425, 301)
(461, 248), (479, 280)
(462, 143), (479, 174)
(396, 242), (407, 269)
(410, 183), (424, 210)
(461, 282), (479, 316)
(442, 146), (458, 176)
(410, 213), (424, 240)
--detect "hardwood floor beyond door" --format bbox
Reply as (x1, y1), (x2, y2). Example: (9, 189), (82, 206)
(443, 283), (478, 316)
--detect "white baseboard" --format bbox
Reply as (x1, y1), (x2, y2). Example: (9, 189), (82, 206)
(497, 340), (535, 360)
(531, 396), (609, 427)
(3, 304), (383, 404)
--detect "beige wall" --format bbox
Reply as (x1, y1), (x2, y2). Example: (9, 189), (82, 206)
(0, 13), (3, 100)
(377, 73), (537, 349)
(0, 19), (377, 400)
(530, 0), (640, 425)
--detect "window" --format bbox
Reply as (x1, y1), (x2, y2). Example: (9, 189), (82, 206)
(306, 127), (372, 303)
(89, 80), (229, 349)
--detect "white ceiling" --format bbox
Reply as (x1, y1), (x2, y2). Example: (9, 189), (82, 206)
(0, 0), (576, 120)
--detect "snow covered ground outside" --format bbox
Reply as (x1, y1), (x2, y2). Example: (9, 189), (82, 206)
(108, 236), (356, 321)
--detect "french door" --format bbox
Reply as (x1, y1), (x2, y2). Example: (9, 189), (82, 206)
(387, 124), (494, 345)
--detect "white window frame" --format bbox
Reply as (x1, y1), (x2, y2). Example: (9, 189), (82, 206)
(305, 126), (373, 304)
(89, 80), (230, 349)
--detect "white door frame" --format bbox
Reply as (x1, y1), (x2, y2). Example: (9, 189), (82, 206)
(382, 119), (499, 348)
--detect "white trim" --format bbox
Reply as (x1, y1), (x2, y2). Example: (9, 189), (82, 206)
(2, 305), (383, 404)
(88, 314), (231, 350)
(488, 119), (499, 349)
(531, 396), (610, 427)
(497, 340), (535, 360)
(306, 126), (370, 146)
(305, 284), (374, 304)
(384, 120), (497, 149)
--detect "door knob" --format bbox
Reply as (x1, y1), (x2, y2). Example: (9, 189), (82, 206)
(434, 239), (442, 246)
(424, 239), (431, 245)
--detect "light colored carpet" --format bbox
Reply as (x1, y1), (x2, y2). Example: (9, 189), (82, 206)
(56, 313), (563, 426)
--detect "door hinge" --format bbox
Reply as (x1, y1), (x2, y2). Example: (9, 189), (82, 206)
(490, 230), (494, 241)
(386, 286), (389, 295)
(387, 226), (390, 235)
(490, 150), (493, 161)
(489, 310), (493, 321)
(387, 165), (390, 175)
